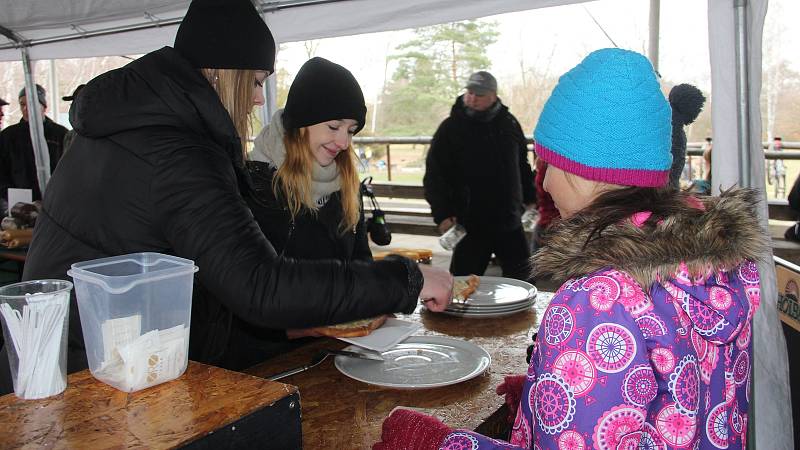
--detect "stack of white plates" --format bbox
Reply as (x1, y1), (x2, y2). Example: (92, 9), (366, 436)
(441, 276), (537, 318)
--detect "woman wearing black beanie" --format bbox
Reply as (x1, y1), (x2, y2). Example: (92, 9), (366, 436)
(247, 57), (367, 264)
(241, 58), (377, 353)
(8, 0), (453, 391)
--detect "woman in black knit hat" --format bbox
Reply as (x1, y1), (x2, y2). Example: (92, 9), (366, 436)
(246, 58), (367, 262)
(237, 57), (378, 358)
(9, 0), (453, 390)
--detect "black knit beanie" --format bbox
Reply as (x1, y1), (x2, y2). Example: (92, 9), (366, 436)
(667, 84), (706, 188)
(174, 0), (275, 72)
(282, 57), (367, 134)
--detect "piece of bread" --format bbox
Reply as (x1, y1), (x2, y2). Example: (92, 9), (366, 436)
(311, 315), (388, 338)
(453, 275), (480, 302)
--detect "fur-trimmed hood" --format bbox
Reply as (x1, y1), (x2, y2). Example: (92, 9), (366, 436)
(532, 189), (769, 289)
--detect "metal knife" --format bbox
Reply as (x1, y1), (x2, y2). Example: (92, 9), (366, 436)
(327, 349), (384, 361)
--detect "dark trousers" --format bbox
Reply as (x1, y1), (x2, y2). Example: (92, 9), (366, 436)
(450, 226), (531, 281)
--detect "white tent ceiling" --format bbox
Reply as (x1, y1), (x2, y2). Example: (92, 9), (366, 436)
(0, 1), (792, 448)
(0, 0), (588, 61)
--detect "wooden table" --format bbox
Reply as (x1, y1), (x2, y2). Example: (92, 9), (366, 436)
(246, 292), (554, 449)
(0, 362), (301, 449)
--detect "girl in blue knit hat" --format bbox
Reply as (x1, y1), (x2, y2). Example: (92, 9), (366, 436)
(373, 48), (764, 450)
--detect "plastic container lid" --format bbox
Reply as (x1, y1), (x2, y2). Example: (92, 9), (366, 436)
(67, 253), (198, 295)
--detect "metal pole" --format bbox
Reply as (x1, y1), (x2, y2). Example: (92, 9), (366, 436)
(258, 12), (278, 135)
(385, 144), (391, 182)
(648, 0), (660, 72)
(735, 0), (752, 189)
(48, 60), (59, 125)
(734, 2), (755, 446)
(20, 46), (51, 197)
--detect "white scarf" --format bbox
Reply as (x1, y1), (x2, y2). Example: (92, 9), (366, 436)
(250, 109), (341, 206)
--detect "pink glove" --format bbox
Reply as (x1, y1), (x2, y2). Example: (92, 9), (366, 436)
(373, 409), (453, 450)
(496, 375), (526, 424)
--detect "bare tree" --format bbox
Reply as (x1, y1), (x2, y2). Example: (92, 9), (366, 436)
(303, 40), (320, 60)
(762, 1), (787, 145)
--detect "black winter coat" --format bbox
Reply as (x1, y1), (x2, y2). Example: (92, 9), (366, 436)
(15, 47), (421, 384)
(0, 117), (68, 200)
(423, 96), (535, 233)
(245, 161), (372, 262)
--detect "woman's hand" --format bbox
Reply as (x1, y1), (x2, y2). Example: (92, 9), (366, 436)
(418, 265), (453, 312)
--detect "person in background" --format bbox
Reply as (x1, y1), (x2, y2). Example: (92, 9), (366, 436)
(667, 83), (705, 189)
(688, 137), (713, 195)
(374, 48), (763, 450)
(0, 97), (7, 128)
(235, 57), (373, 367)
(248, 57), (368, 262)
(784, 149), (800, 242)
(0, 84), (68, 201)
(424, 70), (536, 280)
(60, 84), (85, 152)
(531, 158), (559, 252)
(770, 136), (786, 198)
(6, 0), (452, 394)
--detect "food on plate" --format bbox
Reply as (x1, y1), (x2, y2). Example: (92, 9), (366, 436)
(311, 315), (388, 338)
(453, 275), (480, 302)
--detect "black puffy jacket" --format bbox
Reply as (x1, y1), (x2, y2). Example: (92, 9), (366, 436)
(245, 161), (372, 262)
(423, 96), (535, 233)
(17, 47), (421, 379)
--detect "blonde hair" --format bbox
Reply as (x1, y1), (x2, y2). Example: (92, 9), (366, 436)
(274, 127), (360, 233)
(201, 68), (256, 157)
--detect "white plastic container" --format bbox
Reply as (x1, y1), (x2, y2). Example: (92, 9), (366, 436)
(67, 253), (198, 392)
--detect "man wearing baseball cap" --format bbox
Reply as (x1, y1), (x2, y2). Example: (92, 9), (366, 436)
(0, 84), (68, 201)
(60, 84), (86, 152)
(424, 71), (536, 280)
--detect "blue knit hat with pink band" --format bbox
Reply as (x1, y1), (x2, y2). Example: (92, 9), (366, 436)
(534, 48), (672, 187)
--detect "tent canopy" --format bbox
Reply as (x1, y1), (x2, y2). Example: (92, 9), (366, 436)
(0, 0), (587, 61)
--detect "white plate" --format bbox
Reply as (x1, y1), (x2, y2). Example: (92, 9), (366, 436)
(337, 318), (422, 352)
(441, 303), (534, 318)
(334, 336), (491, 389)
(446, 295), (537, 312)
(453, 276), (536, 307)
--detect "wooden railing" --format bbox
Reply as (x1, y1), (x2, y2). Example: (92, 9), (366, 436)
(350, 136), (800, 182)
(357, 137), (800, 235)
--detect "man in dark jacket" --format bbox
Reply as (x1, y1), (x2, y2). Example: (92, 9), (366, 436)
(0, 84), (68, 201)
(424, 71), (536, 280)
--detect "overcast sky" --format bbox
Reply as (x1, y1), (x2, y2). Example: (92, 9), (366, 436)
(276, 0), (798, 102)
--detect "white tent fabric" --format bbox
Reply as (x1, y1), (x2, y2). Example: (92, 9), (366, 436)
(0, 0), (589, 61)
(0, 1), (792, 447)
(709, 1), (792, 448)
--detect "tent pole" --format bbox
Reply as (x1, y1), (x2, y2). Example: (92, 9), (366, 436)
(20, 46), (51, 198)
(265, 76), (277, 124)
(648, 0), (660, 72)
(48, 60), (60, 125)
(260, 10), (278, 129)
(735, 0), (752, 189)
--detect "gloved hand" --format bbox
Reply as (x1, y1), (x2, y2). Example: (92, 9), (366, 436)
(496, 375), (527, 424)
(373, 408), (453, 450)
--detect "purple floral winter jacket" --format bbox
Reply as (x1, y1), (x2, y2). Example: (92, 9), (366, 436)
(438, 190), (766, 450)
